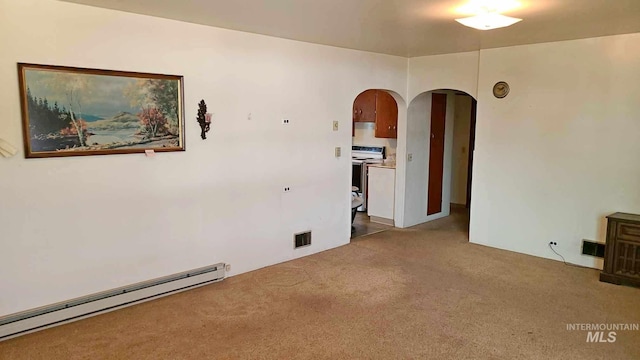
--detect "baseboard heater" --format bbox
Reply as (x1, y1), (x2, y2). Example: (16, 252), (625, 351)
(0, 263), (226, 341)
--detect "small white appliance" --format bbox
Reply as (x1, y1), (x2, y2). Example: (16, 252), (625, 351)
(351, 145), (385, 211)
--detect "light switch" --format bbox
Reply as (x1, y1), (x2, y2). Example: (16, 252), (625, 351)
(333, 121), (339, 131)
(407, 153), (413, 162)
(335, 147), (341, 157)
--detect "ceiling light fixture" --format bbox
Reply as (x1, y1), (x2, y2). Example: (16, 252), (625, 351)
(455, 8), (522, 30)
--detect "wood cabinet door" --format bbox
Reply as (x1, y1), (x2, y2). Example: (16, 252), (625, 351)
(428, 93), (447, 215)
(374, 90), (398, 138)
(353, 89), (376, 122)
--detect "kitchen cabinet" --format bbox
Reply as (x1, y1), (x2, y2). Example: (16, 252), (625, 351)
(352, 90), (398, 138)
(367, 165), (395, 226)
(600, 212), (640, 288)
(353, 90), (377, 123)
(374, 91), (398, 139)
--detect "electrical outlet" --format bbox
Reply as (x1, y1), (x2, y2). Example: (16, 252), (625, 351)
(225, 264), (231, 272)
(407, 153), (413, 162)
(335, 147), (341, 157)
(248, 113), (252, 121)
(283, 186), (292, 193)
(333, 121), (339, 131)
(282, 119), (290, 125)
(549, 241), (558, 246)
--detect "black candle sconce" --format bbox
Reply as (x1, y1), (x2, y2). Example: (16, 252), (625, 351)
(197, 99), (212, 140)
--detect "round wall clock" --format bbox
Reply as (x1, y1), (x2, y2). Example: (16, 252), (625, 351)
(493, 81), (510, 98)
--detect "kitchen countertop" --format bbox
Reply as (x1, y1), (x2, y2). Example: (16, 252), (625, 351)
(367, 161), (396, 169)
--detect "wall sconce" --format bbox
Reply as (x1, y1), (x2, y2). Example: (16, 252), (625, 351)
(197, 100), (212, 140)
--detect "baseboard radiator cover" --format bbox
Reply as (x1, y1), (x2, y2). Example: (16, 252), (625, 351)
(0, 263), (226, 341)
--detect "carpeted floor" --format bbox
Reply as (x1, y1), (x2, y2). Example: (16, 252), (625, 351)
(1, 209), (639, 360)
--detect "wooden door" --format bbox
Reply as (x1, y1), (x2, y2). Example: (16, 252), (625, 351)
(428, 93), (447, 215)
(374, 90), (398, 138)
(353, 90), (376, 123)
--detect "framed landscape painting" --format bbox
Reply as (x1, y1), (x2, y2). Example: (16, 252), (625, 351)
(18, 63), (185, 158)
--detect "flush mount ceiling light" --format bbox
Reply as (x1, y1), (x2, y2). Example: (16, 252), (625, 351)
(455, 0), (522, 31)
(456, 12), (522, 30)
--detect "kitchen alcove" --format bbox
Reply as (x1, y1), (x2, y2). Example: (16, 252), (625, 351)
(352, 89), (398, 139)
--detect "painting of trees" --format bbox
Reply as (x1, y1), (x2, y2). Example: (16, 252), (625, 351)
(25, 87), (72, 136)
(125, 78), (180, 135)
(147, 79), (179, 129)
(19, 63), (184, 158)
(138, 107), (169, 138)
(43, 71), (96, 147)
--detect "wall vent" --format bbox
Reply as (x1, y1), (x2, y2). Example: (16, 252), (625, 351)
(0, 263), (226, 341)
(294, 231), (312, 248)
(582, 240), (605, 258)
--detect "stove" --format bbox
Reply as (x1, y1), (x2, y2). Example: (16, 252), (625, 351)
(351, 146), (385, 163)
(352, 146), (385, 211)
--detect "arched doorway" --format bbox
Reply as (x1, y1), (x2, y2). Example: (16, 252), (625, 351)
(350, 89), (406, 238)
(402, 89), (477, 235)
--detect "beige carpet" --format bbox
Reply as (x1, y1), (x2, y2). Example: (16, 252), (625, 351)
(1, 209), (639, 360)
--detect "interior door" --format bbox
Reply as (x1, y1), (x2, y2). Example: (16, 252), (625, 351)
(428, 93), (447, 215)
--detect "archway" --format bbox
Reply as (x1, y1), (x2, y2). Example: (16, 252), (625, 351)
(401, 89), (477, 235)
(350, 89), (407, 238)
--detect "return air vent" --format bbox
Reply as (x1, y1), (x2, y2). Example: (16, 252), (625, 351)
(582, 240), (605, 258)
(294, 231), (312, 248)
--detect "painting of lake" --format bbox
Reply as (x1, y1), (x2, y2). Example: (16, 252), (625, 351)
(18, 63), (184, 158)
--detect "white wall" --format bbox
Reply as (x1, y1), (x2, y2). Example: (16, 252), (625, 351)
(403, 92), (430, 227)
(389, 92), (408, 228)
(408, 51), (479, 101)
(0, 0), (407, 316)
(2, 1), (638, 318)
(405, 34), (640, 269)
(450, 95), (472, 205)
(470, 33), (640, 269)
(402, 91), (456, 228)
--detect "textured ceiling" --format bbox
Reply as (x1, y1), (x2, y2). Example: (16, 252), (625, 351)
(61, 0), (640, 57)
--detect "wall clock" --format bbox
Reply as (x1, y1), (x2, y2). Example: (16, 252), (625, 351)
(493, 81), (510, 98)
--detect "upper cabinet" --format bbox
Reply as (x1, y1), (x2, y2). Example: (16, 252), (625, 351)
(374, 91), (398, 139)
(352, 89), (398, 139)
(353, 89), (377, 123)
